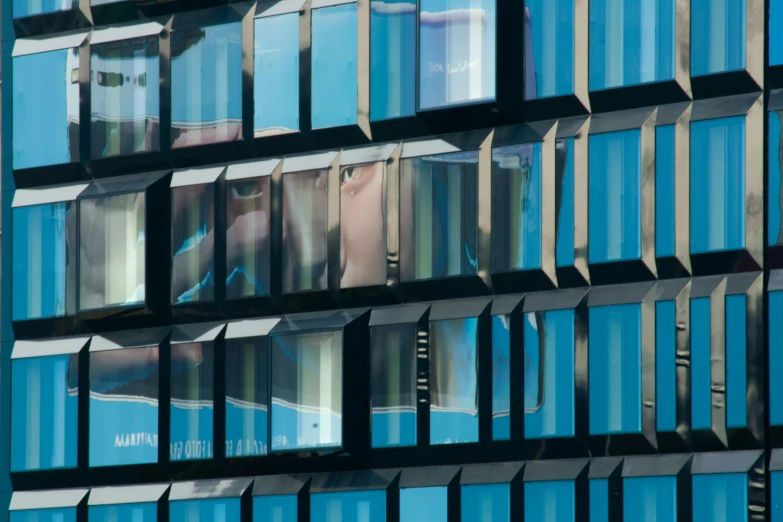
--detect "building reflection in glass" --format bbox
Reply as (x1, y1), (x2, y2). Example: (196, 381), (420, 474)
(370, 0), (416, 121)
(491, 315), (510, 440)
(225, 338), (268, 458)
(172, 184), (215, 304)
(170, 342), (213, 461)
(226, 176), (271, 299)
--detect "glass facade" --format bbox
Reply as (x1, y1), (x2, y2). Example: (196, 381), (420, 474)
(461, 484), (509, 522)
(226, 175), (271, 299)
(13, 0), (74, 19)
(692, 473), (748, 521)
(524, 481), (575, 522)
(656, 125), (676, 258)
(491, 315), (510, 440)
(90, 503), (157, 522)
(254, 14), (300, 136)
(254, 495), (297, 522)
(170, 342), (214, 461)
(656, 300), (677, 432)
(772, 291), (783, 426)
(525, 0), (574, 99)
(172, 184), (216, 304)
(225, 337), (268, 458)
(691, 0), (746, 76)
(623, 476), (677, 521)
(11, 509), (76, 522)
(555, 138), (575, 268)
(370, 0), (416, 120)
(170, 499), (241, 522)
(311, 491), (385, 522)
(400, 487), (447, 522)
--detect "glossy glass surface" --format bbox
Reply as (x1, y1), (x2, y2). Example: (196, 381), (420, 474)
(588, 130), (641, 264)
(91, 37), (160, 158)
(340, 162), (387, 288)
(226, 176), (271, 299)
(524, 481), (575, 522)
(79, 193), (146, 311)
(171, 23), (242, 148)
(11, 509), (76, 522)
(170, 499), (240, 522)
(656, 300), (676, 432)
(370, 324), (417, 448)
(225, 338), (268, 458)
(623, 476), (677, 522)
(172, 185), (215, 304)
(461, 484), (510, 522)
(491, 142), (543, 273)
(254, 495), (297, 522)
(726, 294), (747, 429)
(11, 355), (77, 471)
(271, 331), (343, 451)
(589, 304), (642, 435)
(13, 49), (80, 170)
(312, 4), (358, 129)
(492, 315), (510, 440)
(400, 151), (479, 281)
(370, 0), (416, 120)
(690, 116), (746, 254)
(13, 202), (75, 320)
(430, 318), (479, 444)
(692, 474), (748, 522)
(13, 0), (74, 18)
(774, 472), (783, 522)
(311, 491), (386, 522)
(589, 0), (675, 90)
(691, 0), (745, 76)
(524, 309), (575, 439)
(525, 0), (574, 99)
(555, 138), (575, 267)
(656, 125), (676, 258)
(691, 297), (712, 430)
(170, 342), (213, 462)
(419, 0), (496, 109)
(770, 112), (783, 246)
(89, 347), (159, 467)
(255, 14), (300, 136)
(90, 503), (157, 522)
(400, 487), (447, 522)
(282, 169), (329, 293)
(590, 479), (609, 522)
(773, 1), (783, 66)
(771, 291), (783, 425)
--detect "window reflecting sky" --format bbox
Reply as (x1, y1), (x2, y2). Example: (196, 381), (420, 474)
(461, 484), (510, 522)
(172, 185), (215, 304)
(90, 503), (157, 522)
(170, 342), (213, 462)
(492, 315), (510, 440)
(12, 508), (75, 522)
(692, 474), (748, 522)
(226, 338), (268, 458)
(524, 481), (575, 522)
(370, 0), (416, 120)
(13, 0), (73, 18)
(401, 487), (447, 522)
(525, 0), (574, 99)
(170, 499), (241, 522)
(226, 176), (271, 299)
(555, 138), (575, 268)
(690, 297), (712, 431)
(311, 490), (386, 522)
(254, 495), (297, 522)
(656, 300), (676, 432)
(691, 0), (746, 76)
(255, 14), (300, 136)
(656, 125), (676, 258)
(623, 476), (677, 522)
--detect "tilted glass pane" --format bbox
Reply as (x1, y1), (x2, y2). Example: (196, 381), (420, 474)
(170, 499), (240, 522)
(311, 491), (386, 522)
(172, 184), (216, 304)
(461, 484), (510, 522)
(226, 177), (271, 299)
(370, 0), (416, 120)
(225, 338), (268, 458)
(656, 125), (676, 258)
(12, 509), (76, 522)
(623, 476), (677, 522)
(692, 473), (748, 522)
(525, 0), (574, 99)
(254, 14), (300, 136)
(254, 495), (297, 522)
(725, 294), (747, 429)
(771, 292), (783, 425)
(656, 300), (677, 432)
(524, 481), (575, 522)
(90, 503), (157, 522)
(492, 315), (510, 440)
(691, 0), (746, 76)
(770, 112), (783, 246)
(690, 297), (712, 430)
(170, 342), (214, 462)
(400, 487), (447, 522)
(555, 138), (575, 268)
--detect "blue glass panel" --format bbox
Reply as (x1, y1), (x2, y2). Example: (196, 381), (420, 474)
(400, 487), (447, 522)
(12, 509), (76, 522)
(692, 474), (747, 522)
(525, 309), (575, 438)
(419, 0), (496, 109)
(623, 476), (677, 522)
(492, 315), (510, 440)
(588, 304), (642, 435)
(11, 355), (78, 471)
(691, 0), (746, 76)
(656, 125), (676, 258)
(13, 50), (79, 169)
(254, 14), (300, 136)
(588, 130), (641, 264)
(656, 300), (676, 432)
(311, 491), (386, 522)
(556, 138), (575, 267)
(524, 481), (575, 522)
(90, 503), (157, 522)
(13, 0), (73, 18)
(690, 116), (746, 254)
(726, 294), (747, 429)
(254, 495), (297, 522)
(172, 185), (216, 304)
(170, 499), (241, 522)
(461, 484), (510, 522)
(226, 338), (268, 457)
(773, 0), (783, 66)
(772, 292), (783, 425)
(226, 177), (271, 298)
(590, 479), (609, 522)
(170, 342), (213, 461)
(312, 4), (358, 129)
(691, 297), (712, 430)
(525, 0), (574, 99)
(770, 112), (783, 246)
(370, 0), (416, 120)
(773, 472), (783, 522)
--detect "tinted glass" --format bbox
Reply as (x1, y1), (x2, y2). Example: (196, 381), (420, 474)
(312, 4), (358, 129)
(255, 14), (300, 136)
(692, 474), (747, 522)
(771, 112), (783, 246)
(370, 0), (416, 120)
(525, 0), (574, 99)
(282, 169), (329, 293)
(524, 481), (575, 522)
(623, 476), (677, 522)
(726, 294), (747, 429)
(555, 138), (575, 267)
(690, 297), (711, 430)
(419, 0), (496, 109)
(254, 495), (297, 522)
(311, 491), (386, 522)
(492, 315), (510, 440)
(656, 300), (676, 432)
(89, 347), (159, 467)
(13, 202), (76, 320)
(12, 509), (76, 522)
(461, 484), (509, 522)
(400, 487), (447, 522)
(690, 116), (746, 254)
(371, 324), (417, 448)
(13, 49), (80, 169)
(400, 151), (479, 281)
(90, 503), (157, 522)
(271, 331), (343, 451)
(79, 193), (146, 311)
(170, 499), (240, 522)
(340, 162), (387, 288)
(226, 176), (271, 299)
(172, 184), (216, 304)
(774, 472), (783, 522)
(13, 0), (74, 17)
(11, 355), (78, 471)
(91, 37), (160, 158)
(590, 479), (609, 522)
(170, 342), (214, 462)
(691, 0), (745, 76)
(226, 337), (268, 458)
(771, 292), (783, 425)
(774, 0), (783, 66)
(656, 125), (676, 258)
(430, 318), (478, 444)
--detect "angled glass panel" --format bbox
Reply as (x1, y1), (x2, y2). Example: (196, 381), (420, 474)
(370, 0), (416, 120)
(690, 116), (746, 254)
(461, 484), (510, 522)
(692, 473), (747, 522)
(254, 14), (300, 136)
(400, 487), (447, 522)
(254, 495), (297, 522)
(13, 49), (80, 170)
(491, 142), (543, 273)
(226, 176), (271, 299)
(524, 481), (575, 522)
(590, 479), (609, 522)
(725, 294), (747, 429)
(90, 503), (157, 522)
(170, 342), (214, 462)
(79, 192), (146, 311)
(623, 476), (677, 522)
(371, 324), (417, 448)
(656, 125), (676, 258)
(773, 472), (783, 522)
(525, 0), (574, 99)
(13, 0), (74, 18)
(588, 130), (642, 264)
(656, 300), (676, 432)
(492, 315), (510, 440)
(691, 0), (746, 76)
(690, 297), (711, 430)
(225, 337), (268, 457)
(419, 0), (496, 109)
(12, 509), (76, 522)
(311, 4), (358, 129)
(11, 355), (78, 471)
(170, 499), (240, 522)
(770, 112), (783, 247)
(311, 491), (386, 522)
(773, 1), (783, 66)
(555, 138), (575, 267)
(588, 303), (642, 435)
(91, 37), (160, 158)
(172, 184), (216, 304)
(771, 291), (783, 425)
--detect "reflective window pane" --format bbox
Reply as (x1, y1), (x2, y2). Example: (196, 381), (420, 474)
(312, 4), (358, 129)
(773, 472), (783, 522)
(12, 509), (76, 522)
(13, 50), (80, 170)
(588, 130), (641, 264)
(555, 138), (575, 267)
(254, 495), (297, 522)
(623, 476), (677, 521)
(340, 162), (387, 288)
(11, 355), (78, 471)
(91, 37), (160, 158)
(170, 499), (240, 522)
(271, 331), (343, 451)
(525, 0), (574, 99)
(79, 193), (146, 311)
(370, 0), (416, 120)
(771, 292), (783, 425)
(588, 304), (642, 435)
(691, 297), (712, 430)
(171, 23), (242, 148)
(89, 347), (159, 467)
(690, 116), (746, 254)
(172, 185), (215, 304)
(770, 112), (783, 246)
(419, 0), (496, 109)
(13, 0), (73, 18)
(461, 484), (509, 522)
(226, 177), (271, 299)
(656, 125), (676, 258)
(691, 0), (746, 76)
(254, 14), (300, 136)
(170, 342), (213, 462)
(492, 315), (510, 440)
(282, 170), (329, 293)
(400, 487), (447, 522)
(430, 318), (478, 445)
(311, 491), (386, 522)
(726, 294), (747, 429)
(590, 479), (609, 522)
(524, 481), (575, 522)
(656, 300), (676, 432)
(90, 503), (157, 522)
(13, 202), (76, 320)
(225, 338), (268, 458)
(400, 152), (479, 281)
(371, 324), (417, 448)
(773, 0), (783, 66)
(692, 474), (747, 521)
